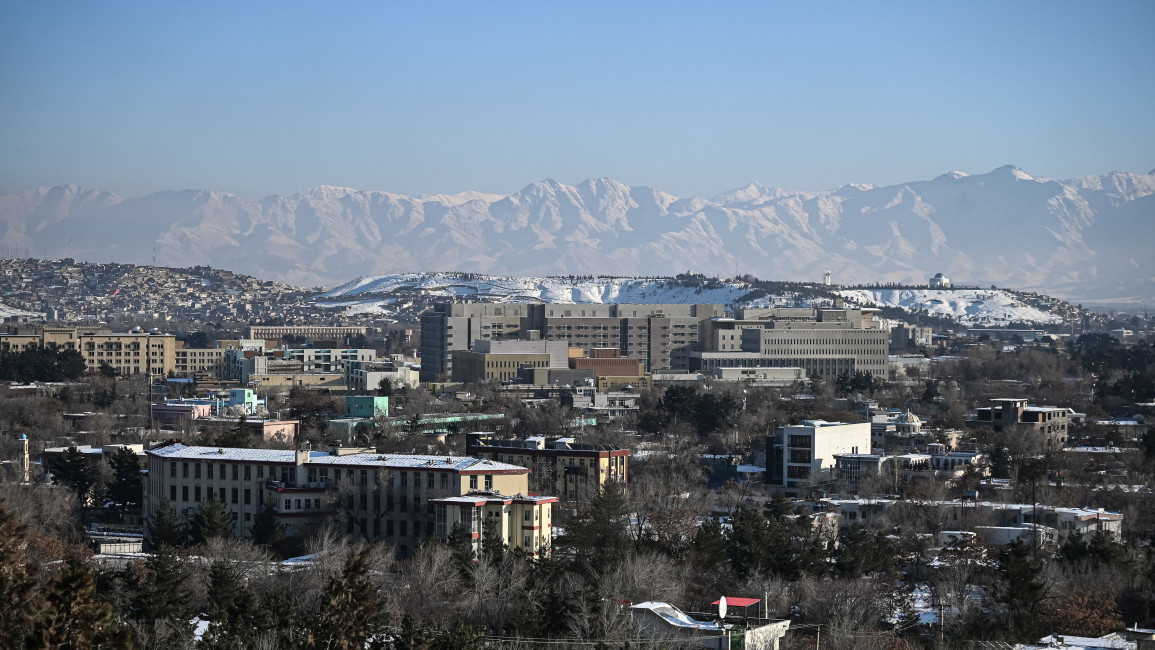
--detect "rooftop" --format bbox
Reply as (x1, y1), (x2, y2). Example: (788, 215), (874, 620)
(147, 443), (528, 473)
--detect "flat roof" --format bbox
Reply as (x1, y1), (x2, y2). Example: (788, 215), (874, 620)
(147, 443), (528, 473)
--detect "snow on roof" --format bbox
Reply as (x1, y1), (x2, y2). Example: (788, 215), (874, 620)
(147, 444), (528, 472)
(1034, 633), (1133, 649)
(630, 602), (723, 630)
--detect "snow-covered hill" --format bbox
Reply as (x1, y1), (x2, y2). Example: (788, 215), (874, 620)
(315, 272), (1068, 326)
(834, 288), (1062, 325)
(5, 166), (1152, 302)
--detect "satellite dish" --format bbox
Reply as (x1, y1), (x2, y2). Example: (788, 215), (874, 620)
(718, 596), (727, 619)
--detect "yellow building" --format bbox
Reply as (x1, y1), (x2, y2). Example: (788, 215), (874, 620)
(174, 347), (227, 376)
(451, 350), (552, 383)
(144, 443), (555, 558)
(1, 325), (177, 377)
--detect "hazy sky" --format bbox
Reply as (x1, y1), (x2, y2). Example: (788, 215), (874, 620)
(2, 1), (1152, 199)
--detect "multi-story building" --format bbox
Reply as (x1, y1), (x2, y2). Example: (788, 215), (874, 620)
(243, 325), (368, 342)
(466, 433), (630, 502)
(966, 398), (1070, 448)
(770, 420), (871, 495)
(174, 346), (228, 376)
(419, 302), (723, 381)
(143, 443), (555, 558)
(345, 356), (420, 392)
(699, 308), (889, 378)
(224, 346), (376, 387)
(1, 325), (177, 377)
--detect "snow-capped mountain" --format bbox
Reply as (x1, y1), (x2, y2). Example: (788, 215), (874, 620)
(2, 166), (1152, 302)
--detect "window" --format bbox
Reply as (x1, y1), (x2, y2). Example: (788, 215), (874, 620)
(195, 486), (201, 501)
(244, 513), (251, 522)
(284, 499), (291, 510)
(170, 485), (177, 501)
(360, 494), (367, 510)
(257, 465), (263, 479)
(231, 488), (239, 504)
(182, 485), (189, 501)
(524, 509), (531, 522)
(244, 489), (251, 505)
(170, 462), (176, 477)
(244, 465), (251, 480)
(484, 475), (493, 490)
(314, 498), (320, 510)
(232, 465), (239, 480)
(400, 521), (407, 536)
(305, 498), (311, 510)
(400, 472), (407, 487)
(296, 499), (302, 510)
(427, 472), (434, 488)
(440, 473), (448, 489)
(195, 463), (201, 479)
(469, 475), (478, 489)
(207, 487), (214, 501)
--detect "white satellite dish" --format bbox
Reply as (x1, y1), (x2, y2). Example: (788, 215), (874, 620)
(718, 596), (727, 619)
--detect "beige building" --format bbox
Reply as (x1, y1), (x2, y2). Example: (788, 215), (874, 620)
(966, 398), (1070, 448)
(144, 443), (555, 558)
(243, 325), (367, 341)
(700, 308), (890, 378)
(174, 347), (227, 376)
(467, 433), (630, 502)
(1, 325), (177, 377)
(451, 350), (552, 383)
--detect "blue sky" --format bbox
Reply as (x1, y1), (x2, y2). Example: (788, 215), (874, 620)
(1, 1), (1152, 199)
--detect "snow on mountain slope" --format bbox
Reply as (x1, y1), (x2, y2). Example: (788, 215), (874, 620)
(3, 166), (1152, 302)
(320, 273), (754, 307)
(835, 288), (1062, 325)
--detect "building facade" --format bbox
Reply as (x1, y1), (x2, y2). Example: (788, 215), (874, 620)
(466, 433), (630, 502)
(143, 443), (554, 557)
(770, 420), (872, 495)
(966, 398), (1070, 448)
(1, 325), (177, 377)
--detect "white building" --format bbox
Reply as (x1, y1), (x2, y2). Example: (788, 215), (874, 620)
(929, 273), (951, 288)
(771, 420), (871, 495)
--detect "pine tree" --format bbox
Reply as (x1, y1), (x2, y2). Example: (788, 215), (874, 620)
(0, 499), (44, 649)
(106, 447), (143, 522)
(446, 522), (475, 579)
(566, 482), (630, 571)
(190, 499), (233, 545)
(201, 559), (259, 650)
(309, 548), (386, 650)
(481, 516), (504, 563)
(34, 553), (131, 649)
(146, 499), (185, 549)
(251, 499), (284, 547)
(132, 544), (192, 640)
(52, 446), (99, 502)
(998, 539), (1046, 640)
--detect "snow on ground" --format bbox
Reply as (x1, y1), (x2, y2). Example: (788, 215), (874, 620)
(319, 272), (754, 306)
(835, 288), (1062, 325)
(0, 302), (42, 319)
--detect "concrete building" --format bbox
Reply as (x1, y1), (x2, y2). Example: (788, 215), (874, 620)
(966, 398), (1070, 448)
(418, 302), (724, 381)
(890, 324), (933, 352)
(346, 356), (420, 392)
(466, 432), (630, 502)
(143, 443), (555, 557)
(243, 325), (368, 342)
(1, 325), (178, 377)
(929, 273), (951, 289)
(700, 308), (889, 378)
(174, 346), (228, 377)
(770, 420), (872, 495)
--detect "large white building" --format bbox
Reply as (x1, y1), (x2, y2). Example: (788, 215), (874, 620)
(143, 443), (555, 558)
(770, 420), (872, 495)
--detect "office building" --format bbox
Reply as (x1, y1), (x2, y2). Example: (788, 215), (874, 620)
(769, 420), (871, 495)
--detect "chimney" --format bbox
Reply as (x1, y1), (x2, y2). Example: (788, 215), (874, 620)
(20, 434), (29, 483)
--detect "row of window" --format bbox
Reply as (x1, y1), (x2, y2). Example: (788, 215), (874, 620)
(170, 483), (251, 506)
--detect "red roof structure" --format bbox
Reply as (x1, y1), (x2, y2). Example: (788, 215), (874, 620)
(711, 597), (761, 608)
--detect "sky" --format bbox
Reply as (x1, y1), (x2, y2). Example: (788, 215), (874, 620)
(1, 1), (1153, 200)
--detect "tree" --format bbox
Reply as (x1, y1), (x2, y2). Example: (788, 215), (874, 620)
(52, 446), (99, 502)
(146, 499), (185, 550)
(132, 544), (192, 640)
(98, 361), (119, 378)
(190, 498), (234, 545)
(251, 499), (284, 547)
(0, 499), (44, 649)
(565, 482), (630, 572)
(201, 559), (259, 649)
(447, 522), (476, 579)
(34, 553), (130, 649)
(997, 539), (1046, 640)
(481, 516), (504, 563)
(1039, 591), (1123, 638)
(105, 447), (143, 521)
(377, 378), (393, 397)
(309, 548), (387, 650)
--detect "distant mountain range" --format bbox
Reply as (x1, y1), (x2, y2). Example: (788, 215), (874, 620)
(1, 166), (1152, 302)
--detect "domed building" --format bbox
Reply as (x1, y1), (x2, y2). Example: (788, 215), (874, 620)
(929, 272), (951, 289)
(895, 410), (923, 435)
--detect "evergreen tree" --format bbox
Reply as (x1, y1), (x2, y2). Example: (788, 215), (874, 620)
(250, 499), (284, 547)
(309, 548), (386, 650)
(998, 539), (1046, 640)
(690, 517), (728, 572)
(190, 499), (233, 545)
(105, 447), (143, 521)
(481, 516), (504, 563)
(0, 499), (44, 649)
(52, 446), (99, 502)
(391, 615), (432, 650)
(34, 553), (131, 649)
(132, 544), (192, 641)
(446, 523), (475, 579)
(727, 506), (772, 578)
(201, 559), (259, 650)
(565, 482), (630, 571)
(834, 525), (892, 578)
(146, 499), (185, 549)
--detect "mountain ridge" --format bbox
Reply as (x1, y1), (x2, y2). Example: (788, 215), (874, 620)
(1, 166), (1152, 302)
